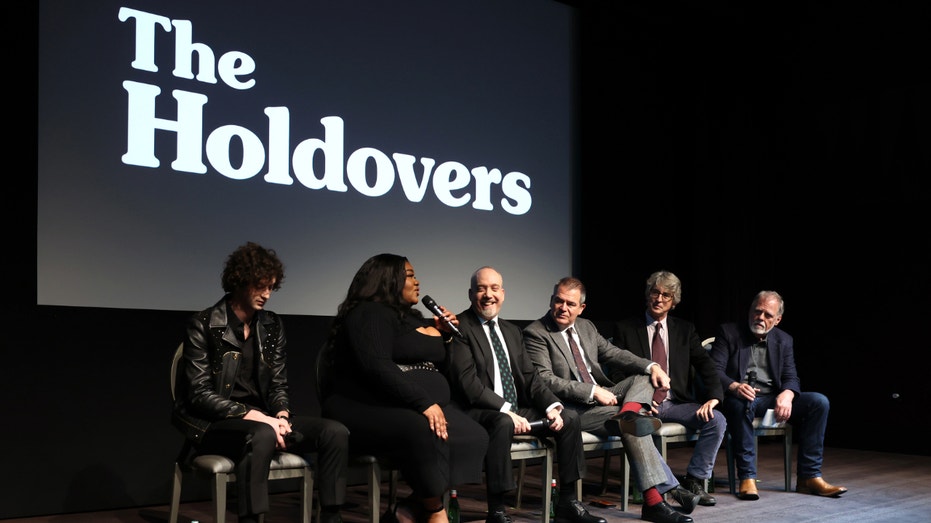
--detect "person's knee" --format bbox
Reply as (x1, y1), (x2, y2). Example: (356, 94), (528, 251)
(798, 392), (830, 419)
(488, 413), (514, 447)
(812, 392), (830, 410)
(706, 412), (727, 434)
(249, 423), (279, 455)
(319, 419), (350, 448)
(561, 409), (581, 431)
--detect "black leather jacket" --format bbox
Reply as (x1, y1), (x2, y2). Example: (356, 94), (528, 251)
(171, 297), (289, 443)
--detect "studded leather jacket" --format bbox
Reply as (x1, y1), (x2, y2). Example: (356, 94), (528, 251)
(171, 297), (289, 444)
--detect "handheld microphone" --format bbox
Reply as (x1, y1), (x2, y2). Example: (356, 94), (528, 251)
(744, 370), (758, 414)
(528, 418), (554, 430)
(422, 295), (463, 338)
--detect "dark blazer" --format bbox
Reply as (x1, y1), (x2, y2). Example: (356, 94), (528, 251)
(523, 313), (653, 405)
(448, 308), (561, 414)
(613, 314), (723, 404)
(708, 321), (801, 397)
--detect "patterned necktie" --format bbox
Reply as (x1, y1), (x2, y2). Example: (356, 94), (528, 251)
(651, 322), (667, 404)
(566, 327), (595, 384)
(487, 320), (518, 410)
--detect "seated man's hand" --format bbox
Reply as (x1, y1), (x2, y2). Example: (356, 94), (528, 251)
(593, 385), (618, 406)
(508, 411), (531, 434)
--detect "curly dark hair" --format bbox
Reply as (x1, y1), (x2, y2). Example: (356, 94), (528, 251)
(220, 242), (285, 294)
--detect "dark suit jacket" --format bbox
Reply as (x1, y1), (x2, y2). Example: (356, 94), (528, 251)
(448, 308), (561, 414)
(523, 313), (654, 405)
(613, 314), (723, 404)
(708, 321), (801, 397)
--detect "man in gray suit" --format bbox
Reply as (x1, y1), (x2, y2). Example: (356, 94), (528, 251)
(524, 276), (698, 523)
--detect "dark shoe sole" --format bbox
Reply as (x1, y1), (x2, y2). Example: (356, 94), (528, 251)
(605, 414), (661, 437)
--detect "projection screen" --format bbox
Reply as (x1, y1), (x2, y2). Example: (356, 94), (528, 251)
(38, 0), (578, 319)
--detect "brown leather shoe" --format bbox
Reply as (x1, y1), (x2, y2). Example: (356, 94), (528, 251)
(796, 477), (848, 497)
(737, 478), (759, 500)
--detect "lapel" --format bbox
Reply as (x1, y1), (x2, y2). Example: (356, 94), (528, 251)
(577, 319), (615, 383)
(499, 320), (522, 374)
(576, 321), (596, 359)
(738, 330), (753, 376)
(545, 314), (588, 383)
(636, 317), (651, 357)
(766, 335), (780, 379)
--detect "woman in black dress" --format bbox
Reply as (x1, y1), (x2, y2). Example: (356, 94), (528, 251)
(321, 253), (488, 523)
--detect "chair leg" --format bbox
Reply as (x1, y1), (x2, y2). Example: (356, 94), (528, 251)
(213, 472), (230, 523)
(302, 466), (314, 523)
(388, 469), (399, 506)
(367, 462), (381, 523)
(621, 453), (629, 512)
(541, 453), (553, 523)
(783, 426), (793, 491)
(169, 463), (183, 523)
(600, 452), (611, 495)
(725, 433), (737, 495)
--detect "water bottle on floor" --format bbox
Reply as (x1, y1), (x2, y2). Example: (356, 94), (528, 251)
(549, 478), (559, 518)
(448, 489), (460, 523)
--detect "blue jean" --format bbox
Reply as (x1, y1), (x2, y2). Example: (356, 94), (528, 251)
(720, 391), (830, 480)
(656, 400), (727, 480)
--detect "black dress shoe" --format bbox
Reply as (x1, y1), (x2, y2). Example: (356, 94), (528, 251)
(604, 411), (662, 437)
(680, 474), (716, 506)
(667, 486), (700, 514)
(641, 501), (694, 523)
(554, 499), (607, 523)
(319, 512), (343, 523)
(485, 509), (514, 523)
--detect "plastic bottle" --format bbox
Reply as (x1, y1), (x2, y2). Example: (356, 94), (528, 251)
(549, 478), (559, 518)
(448, 489), (460, 523)
(632, 487), (644, 505)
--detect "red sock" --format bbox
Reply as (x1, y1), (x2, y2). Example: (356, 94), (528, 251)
(621, 402), (642, 414)
(643, 487), (663, 506)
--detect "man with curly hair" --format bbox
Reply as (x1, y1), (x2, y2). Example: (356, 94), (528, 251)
(172, 241), (349, 523)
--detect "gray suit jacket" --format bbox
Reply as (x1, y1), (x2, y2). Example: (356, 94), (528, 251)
(523, 313), (654, 405)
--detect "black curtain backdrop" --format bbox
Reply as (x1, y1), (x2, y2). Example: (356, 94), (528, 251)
(575, 0), (930, 459)
(14, 1), (930, 519)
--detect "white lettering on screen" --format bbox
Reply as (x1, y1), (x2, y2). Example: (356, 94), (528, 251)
(117, 7), (533, 215)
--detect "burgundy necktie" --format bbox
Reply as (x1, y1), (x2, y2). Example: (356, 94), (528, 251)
(566, 327), (595, 384)
(651, 322), (667, 404)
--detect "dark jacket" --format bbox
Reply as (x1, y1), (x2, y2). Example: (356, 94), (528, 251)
(171, 297), (288, 443)
(709, 321), (801, 398)
(613, 314), (724, 404)
(448, 308), (561, 414)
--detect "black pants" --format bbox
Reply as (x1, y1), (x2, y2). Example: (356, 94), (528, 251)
(199, 416), (349, 517)
(469, 407), (585, 496)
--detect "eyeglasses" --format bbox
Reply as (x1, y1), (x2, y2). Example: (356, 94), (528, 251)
(649, 290), (674, 301)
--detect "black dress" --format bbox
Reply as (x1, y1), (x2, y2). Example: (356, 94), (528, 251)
(322, 301), (488, 498)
